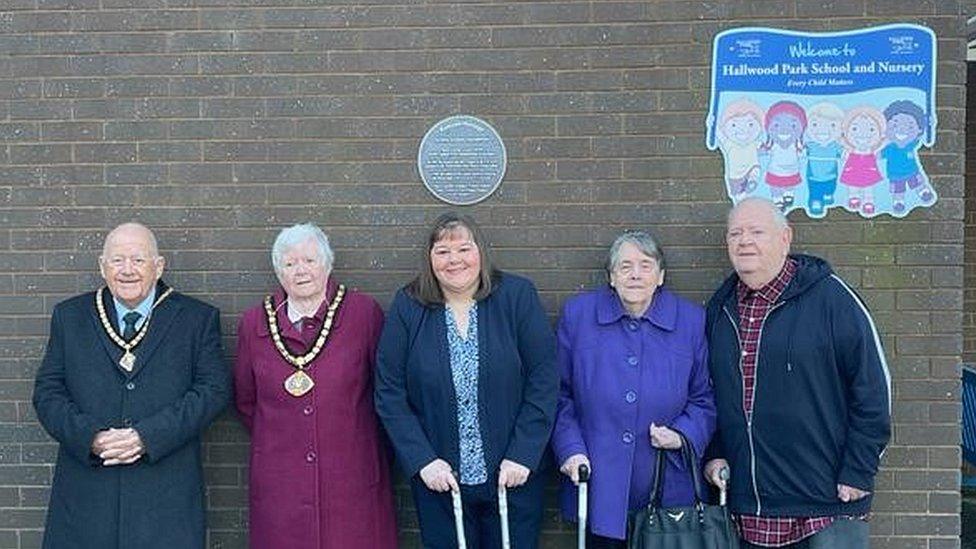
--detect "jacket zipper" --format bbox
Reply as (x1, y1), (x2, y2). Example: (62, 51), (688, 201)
(724, 301), (784, 516)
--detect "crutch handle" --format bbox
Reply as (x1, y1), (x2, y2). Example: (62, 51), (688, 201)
(718, 466), (729, 507)
(578, 463), (590, 483)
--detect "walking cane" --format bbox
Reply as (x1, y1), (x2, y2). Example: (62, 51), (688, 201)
(719, 466), (730, 507)
(498, 484), (511, 549)
(577, 463), (590, 549)
(451, 473), (467, 549)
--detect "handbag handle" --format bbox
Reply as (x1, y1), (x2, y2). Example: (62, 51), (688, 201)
(648, 432), (705, 508)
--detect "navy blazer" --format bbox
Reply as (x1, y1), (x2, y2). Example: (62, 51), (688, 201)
(375, 272), (558, 480)
(33, 282), (231, 549)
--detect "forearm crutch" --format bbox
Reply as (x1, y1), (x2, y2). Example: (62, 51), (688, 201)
(451, 473), (467, 549)
(577, 463), (590, 549)
(719, 466), (730, 507)
(498, 484), (511, 549)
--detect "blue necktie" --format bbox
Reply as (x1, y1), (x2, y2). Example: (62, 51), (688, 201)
(122, 311), (142, 341)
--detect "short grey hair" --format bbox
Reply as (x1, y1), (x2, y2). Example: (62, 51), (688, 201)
(271, 223), (334, 273)
(728, 197), (789, 229)
(607, 230), (666, 275)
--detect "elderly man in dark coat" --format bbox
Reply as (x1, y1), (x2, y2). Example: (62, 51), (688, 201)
(704, 198), (890, 548)
(33, 222), (231, 549)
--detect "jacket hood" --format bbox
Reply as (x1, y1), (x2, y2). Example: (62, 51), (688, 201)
(711, 253), (834, 308)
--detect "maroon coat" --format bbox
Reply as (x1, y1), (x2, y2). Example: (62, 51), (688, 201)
(235, 279), (398, 549)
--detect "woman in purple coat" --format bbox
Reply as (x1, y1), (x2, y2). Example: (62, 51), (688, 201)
(552, 230), (717, 547)
(234, 223), (398, 549)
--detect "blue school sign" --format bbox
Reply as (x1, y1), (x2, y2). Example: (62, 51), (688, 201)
(705, 25), (938, 219)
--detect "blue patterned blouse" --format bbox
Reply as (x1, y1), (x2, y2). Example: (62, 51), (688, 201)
(445, 304), (488, 485)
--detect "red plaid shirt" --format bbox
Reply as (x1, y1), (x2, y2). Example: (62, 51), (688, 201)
(733, 259), (834, 547)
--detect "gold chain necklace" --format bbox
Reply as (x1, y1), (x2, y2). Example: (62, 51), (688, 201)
(95, 286), (174, 372)
(264, 285), (345, 397)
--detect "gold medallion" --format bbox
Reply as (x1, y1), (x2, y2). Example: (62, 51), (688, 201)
(264, 285), (345, 398)
(284, 370), (315, 397)
(119, 351), (136, 372)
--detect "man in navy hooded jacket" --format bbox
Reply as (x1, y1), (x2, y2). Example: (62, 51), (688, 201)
(704, 198), (890, 548)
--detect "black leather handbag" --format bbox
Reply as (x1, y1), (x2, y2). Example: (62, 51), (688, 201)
(628, 435), (739, 549)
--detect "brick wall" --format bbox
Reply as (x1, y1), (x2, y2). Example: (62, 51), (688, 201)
(963, 59), (975, 490)
(0, 2), (966, 548)
(966, 62), (976, 366)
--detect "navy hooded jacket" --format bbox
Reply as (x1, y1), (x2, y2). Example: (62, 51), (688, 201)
(705, 254), (890, 518)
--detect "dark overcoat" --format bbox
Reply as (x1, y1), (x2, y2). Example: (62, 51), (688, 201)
(33, 282), (231, 549)
(374, 272), (558, 481)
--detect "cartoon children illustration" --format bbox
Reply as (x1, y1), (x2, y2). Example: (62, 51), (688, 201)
(839, 106), (886, 215)
(717, 99), (764, 202)
(804, 102), (845, 217)
(880, 100), (936, 214)
(760, 100), (806, 211)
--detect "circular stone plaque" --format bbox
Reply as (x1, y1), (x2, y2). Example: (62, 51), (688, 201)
(417, 115), (507, 205)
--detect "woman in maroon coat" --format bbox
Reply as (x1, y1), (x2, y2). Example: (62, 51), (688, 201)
(235, 223), (398, 549)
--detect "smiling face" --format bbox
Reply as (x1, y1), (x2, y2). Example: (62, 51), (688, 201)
(723, 113), (762, 145)
(609, 241), (664, 317)
(726, 200), (792, 289)
(276, 237), (330, 303)
(99, 223), (165, 309)
(807, 113), (841, 146)
(886, 113), (922, 147)
(769, 112), (803, 147)
(847, 114), (883, 151)
(430, 226), (481, 300)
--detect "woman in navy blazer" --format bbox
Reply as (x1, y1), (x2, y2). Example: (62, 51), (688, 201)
(375, 212), (558, 548)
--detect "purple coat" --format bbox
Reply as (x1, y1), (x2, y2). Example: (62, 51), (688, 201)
(234, 279), (398, 549)
(551, 285), (716, 540)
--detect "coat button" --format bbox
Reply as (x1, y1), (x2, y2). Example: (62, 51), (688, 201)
(303, 405), (314, 416)
(306, 451), (316, 463)
(625, 390), (637, 403)
(622, 431), (634, 444)
(628, 321), (639, 331)
(627, 356), (638, 366)
(122, 418), (132, 427)
(125, 382), (135, 390)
